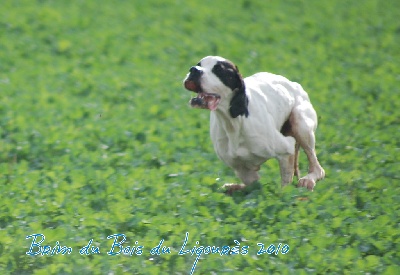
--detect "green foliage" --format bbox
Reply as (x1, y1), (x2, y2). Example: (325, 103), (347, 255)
(1, 0), (399, 274)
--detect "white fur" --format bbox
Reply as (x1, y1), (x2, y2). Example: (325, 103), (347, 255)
(190, 56), (325, 191)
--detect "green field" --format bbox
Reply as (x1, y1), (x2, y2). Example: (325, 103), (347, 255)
(1, 0), (399, 274)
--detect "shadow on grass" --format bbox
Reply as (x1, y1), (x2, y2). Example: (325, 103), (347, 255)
(215, 181), (283, 203)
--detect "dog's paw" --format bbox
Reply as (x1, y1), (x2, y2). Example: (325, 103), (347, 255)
(221, 183), (246, 195)
(298, 177), (316, 191)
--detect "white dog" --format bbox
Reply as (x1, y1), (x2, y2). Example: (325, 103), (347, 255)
(183, 56), (325, 193)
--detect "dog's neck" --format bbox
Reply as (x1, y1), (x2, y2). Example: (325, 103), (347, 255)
(212, 106), (242, 134)
(210, 84), (249, 133)
(210, 85), (249, 120)
(210, 107), (243, 155)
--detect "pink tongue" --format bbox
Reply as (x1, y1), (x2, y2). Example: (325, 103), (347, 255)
(208, 98), (219, 111)
(185, 80), (198, 91)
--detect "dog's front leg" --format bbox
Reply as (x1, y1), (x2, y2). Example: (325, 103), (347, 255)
(222, 166), (260, 194)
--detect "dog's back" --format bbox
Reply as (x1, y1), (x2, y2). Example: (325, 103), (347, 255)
(244, 72), (303, 131)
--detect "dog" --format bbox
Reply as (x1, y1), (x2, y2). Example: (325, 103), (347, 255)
(183, 56), (325, 193)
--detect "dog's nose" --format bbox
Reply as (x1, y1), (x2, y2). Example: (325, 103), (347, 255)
(189, 66), (203, 76)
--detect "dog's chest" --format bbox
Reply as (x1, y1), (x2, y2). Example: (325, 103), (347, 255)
(210, 119), (276, 169)
(214, 138), (268, 169)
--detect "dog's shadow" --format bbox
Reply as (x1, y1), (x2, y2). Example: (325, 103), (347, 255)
(214, 181), (283, 204)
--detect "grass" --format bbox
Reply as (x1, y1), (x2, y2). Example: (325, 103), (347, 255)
(0, 0), (399, 274)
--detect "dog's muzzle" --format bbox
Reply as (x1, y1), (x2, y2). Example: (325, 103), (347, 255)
(184, 67), (221, 111)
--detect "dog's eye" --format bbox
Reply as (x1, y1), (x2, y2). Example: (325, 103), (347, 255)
(196, 62), (201, 66)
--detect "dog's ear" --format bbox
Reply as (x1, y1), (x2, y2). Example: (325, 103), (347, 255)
(229, 85), (249, 118)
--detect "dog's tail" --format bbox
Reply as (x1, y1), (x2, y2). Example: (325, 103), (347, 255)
(294, 142), (300, 180)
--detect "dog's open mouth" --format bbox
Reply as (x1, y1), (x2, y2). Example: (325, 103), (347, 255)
(184, 80), (221, 111)
(190, 92), (221, 111)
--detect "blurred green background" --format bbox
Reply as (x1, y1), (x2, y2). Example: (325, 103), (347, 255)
(0, 0), (399, 274)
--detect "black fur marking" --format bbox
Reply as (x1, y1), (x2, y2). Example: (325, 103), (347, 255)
(230, 88), (249, 118)
(212, 61), (242, 91)
(212, 61), (249, 118)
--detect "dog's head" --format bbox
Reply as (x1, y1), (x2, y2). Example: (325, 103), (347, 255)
(183, 56), (248, 118)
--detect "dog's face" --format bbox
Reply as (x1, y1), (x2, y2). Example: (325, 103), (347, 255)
(183, 56), (248, 117)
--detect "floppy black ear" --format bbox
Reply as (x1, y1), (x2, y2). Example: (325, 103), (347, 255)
(229, 87), (249, 118)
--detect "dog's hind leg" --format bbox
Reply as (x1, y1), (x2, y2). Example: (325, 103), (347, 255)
(290, 103), (325, 191)
(281, 119), (300, 182)
(294, 142), (301, 180)
(278, 154), (295, 187)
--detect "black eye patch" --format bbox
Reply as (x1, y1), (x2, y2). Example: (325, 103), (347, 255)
(212, 61), (241, 91)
